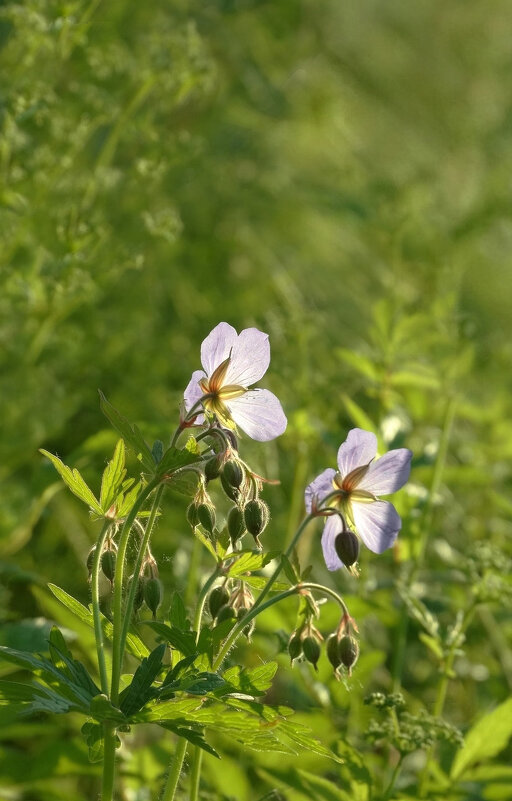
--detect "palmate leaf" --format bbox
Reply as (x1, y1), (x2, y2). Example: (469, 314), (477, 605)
(0, 679), (73, 714)
(160, 723), (220, 759)
(143, 621), (197, 657)
(40, 450), (103, 515)
(48, 627), (100, 699)
(119, 643), (167, 717)
(48, 583), (149, 660)
(222, 663), (278, 696)
(99, 391), (155, 472)
(168, 592), (191, 631)
(100, 439), (128, 512)
(226, 551), (279, 579)
(0, 646), (93, 711)
(155, 444), (202, 478)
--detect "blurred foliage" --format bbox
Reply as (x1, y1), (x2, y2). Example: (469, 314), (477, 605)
(1, 0), (512, 798)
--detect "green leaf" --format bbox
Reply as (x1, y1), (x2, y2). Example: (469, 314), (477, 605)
(159, 723), (220, 758)
(194, 527), (218, 561)
(281, 554), (299, 585)
(177, 672), (227, 696)
(90, 694), (126, 724)
(119, 643), (167, 716)
(131, 697), (204, 723)
(223, 663), (278, 695)
(336, 348), (379, 382)
(81, 721), (108, 763)
(39, 450), (103, 514)
(47, 627), (100, 699)
(155, 445), (202, 478)
(227, 551), (279, 578)
(48, 583), (149, 660)
(98, 391), (155, 472)
(0, 679), (73, 714)
(143, 621), (197, 657)
(451, 697), (512, 779)
(100, 439), (127, 512)
(168, 592), (190, 631)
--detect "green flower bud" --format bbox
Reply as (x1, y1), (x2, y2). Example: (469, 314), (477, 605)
(288, 633), (303, 663)
(215, 604), (237, 625)
(197, 502), (216, 534)
(86, 546), (97, 577)
(326, 633), (342, 670)
(187, 502), (199, 528)
(339, 635), (359, 674)
(243, 499), (269, 543)
(129, 576), (145, 614)
(101, 550), (116, 582)
(302, 636), (321, 671)
(143, 577), (163, 619)
(222, 459), (244, 489)
(204, 454), (223, 481)
(208, 586), (230, 619)
(227, 506), (246, 546)
(334, 530), (360, 567)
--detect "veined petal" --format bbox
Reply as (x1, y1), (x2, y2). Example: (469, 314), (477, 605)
(304, 468), (337, 512)
(184, 369), (206, 412)
(321, 515), (345, 571)
(351, 499), (401, 554)
(226, 389), (287, 441)
(224, 327), (271, 387)
(200, 322), (238, 377)
(337, 429), (377, 477)
(358, 448), (412, 495)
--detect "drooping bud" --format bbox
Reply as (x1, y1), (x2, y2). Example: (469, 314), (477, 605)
(204, 454), (224, 481)
(143, 577), (163, 619)
(338, 634), (359, 675)
(237, 606), (255, 639)
(334, 530), (360, 567)
(86, 546), (97, 578)
(326, 633), (342, 671)
(197, 502), (216, 534)
(288, 633), (303, 664)
(215, 604), (237, 625)
(227, 506), (246, 546)
(186, 502), (199, 528)
(129, 575), (145, 615)
(208, 585), (230, 619)
(243, 499), (269, 545)
(101, 550), (116, 582)
(220, 460), (245, 501)
(302, 636), (321, 671)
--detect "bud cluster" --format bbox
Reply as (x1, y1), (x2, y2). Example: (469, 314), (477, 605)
(207, 581), (255, 638)
(287, 623), (323, 671)
(287, 610), (360, 678)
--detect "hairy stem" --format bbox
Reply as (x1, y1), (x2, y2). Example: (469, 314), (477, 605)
(160, 737), (188, 801)
(101, 723), (117, 801)
(189, 746), (203, 801)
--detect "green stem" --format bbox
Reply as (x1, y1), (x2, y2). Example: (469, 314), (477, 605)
(193, 567), (222, 641)
(119, 485), (165, 657)
(160, 737), (188, 801)
(382, 754), (403, 801)
(189, 746), (203, 801)
(212, 582), (348, 672)
(91, 520), (111, 695)
(110, 476), (161, 704)
(101, 723), (117, 801)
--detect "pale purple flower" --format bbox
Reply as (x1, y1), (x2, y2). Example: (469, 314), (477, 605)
(184, 322), (287, 442)
(305, 429), (412, 571)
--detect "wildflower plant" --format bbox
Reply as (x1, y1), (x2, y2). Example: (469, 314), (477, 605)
(0, 323), (414, 801)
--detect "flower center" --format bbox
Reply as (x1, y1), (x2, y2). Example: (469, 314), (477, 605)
(198, 355), (247, 425)
(331, 463), (376, 504)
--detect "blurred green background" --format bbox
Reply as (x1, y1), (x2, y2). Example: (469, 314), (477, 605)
(2, 0), (512, 799)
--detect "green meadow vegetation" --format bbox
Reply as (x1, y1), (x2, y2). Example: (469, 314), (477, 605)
(1, 1), (512, 799)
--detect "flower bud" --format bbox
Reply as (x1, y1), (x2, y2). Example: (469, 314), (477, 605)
(204, 454), (223, 481)
(288, 633), (303, 663)
(86, 546), (97, 577)
(143, 577), (163, 619)
(208, 586), (230, 619)
(227, 506), (246, 546)
(326, 634), (342, 670)
(197, 502), (216, 534)
(221, 460), (244, 501)
(129, 575), (145, 614)
(302, 636), (321, 671)
(186, 502), (199, 528)
(101, 550), (116, 582)
(243, 499), (269, 545)
(237, 606), (255, 639)
(338, 634), (359, 675)
(334, 530), (360, 567)
(215, 604), (237, 625)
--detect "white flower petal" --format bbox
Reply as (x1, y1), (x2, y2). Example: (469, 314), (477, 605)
(304, 468), (337, 512)
(200, 322), (238, 376)
(337, 429), (378, 477)
(321, 515), (344, 571)
(227, 389), (287, 441)
(358, 448), (412, 495)
(351, 500), (401, 554)
(183, 369), (206, 423)
(224, 327), (271, 387)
